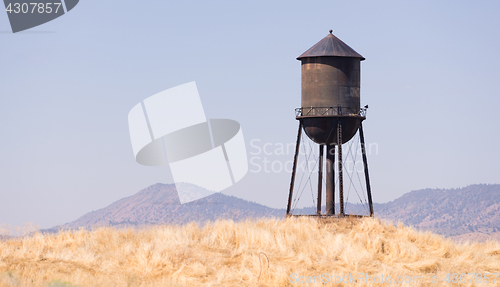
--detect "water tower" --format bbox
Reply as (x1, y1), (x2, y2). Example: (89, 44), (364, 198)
(286, 30), (374, 217)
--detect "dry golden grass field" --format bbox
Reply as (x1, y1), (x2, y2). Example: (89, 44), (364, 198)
(1, 217), (500, 286)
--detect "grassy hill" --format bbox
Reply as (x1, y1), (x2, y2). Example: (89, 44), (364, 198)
(46, 183), (500, 242)
(1, 217), (500, 286)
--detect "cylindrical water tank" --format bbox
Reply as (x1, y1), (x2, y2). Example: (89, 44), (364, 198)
(297, 31), (365, 145)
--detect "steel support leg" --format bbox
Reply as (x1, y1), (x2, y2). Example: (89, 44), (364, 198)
(359, 122), (374, 217)
(287, 121), (303, 217)
(317, 145), (324, 215)
(338, 120), (344, 216)
(325, 144), (335, 215)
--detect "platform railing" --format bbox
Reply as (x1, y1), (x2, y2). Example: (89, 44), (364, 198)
(295, 106), (367, 117)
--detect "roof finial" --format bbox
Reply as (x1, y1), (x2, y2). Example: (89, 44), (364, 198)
(329, 29), (333, 34)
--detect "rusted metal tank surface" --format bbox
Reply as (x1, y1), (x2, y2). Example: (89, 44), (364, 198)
(297, 31), (365, 145)
(301, 116), (362, 144)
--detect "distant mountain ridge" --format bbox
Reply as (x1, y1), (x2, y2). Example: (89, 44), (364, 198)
(53, 183), (284, 230)
(50, 183), (500, 241)
(375, 184), (500, 240)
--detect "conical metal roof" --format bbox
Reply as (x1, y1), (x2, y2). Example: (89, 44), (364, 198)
(297, 31), (365, 61)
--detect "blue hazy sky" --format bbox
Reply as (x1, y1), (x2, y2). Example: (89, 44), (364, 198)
(1, 0), (499, 229)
